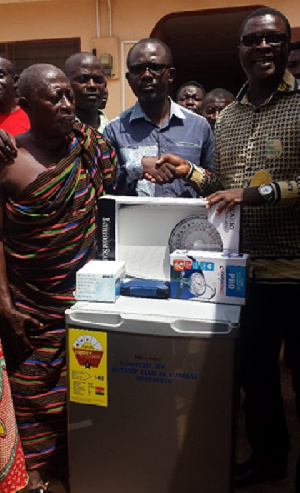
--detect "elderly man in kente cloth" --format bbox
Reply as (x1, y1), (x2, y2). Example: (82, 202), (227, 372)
(0, 63), (117, 492)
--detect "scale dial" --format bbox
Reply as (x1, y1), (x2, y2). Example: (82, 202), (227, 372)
(189, 272), (206, 296)
(169, 215), (223, 252)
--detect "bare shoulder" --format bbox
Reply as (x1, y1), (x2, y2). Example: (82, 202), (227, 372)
(14, 146), (40, 166)
(7, 146), (41, 176)
(1, 146), (46, 198)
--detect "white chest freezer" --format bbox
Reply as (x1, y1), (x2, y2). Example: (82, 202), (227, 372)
(66, 297), (240, 493)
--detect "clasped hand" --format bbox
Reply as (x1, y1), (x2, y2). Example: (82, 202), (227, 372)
(142, 154), (190, 183)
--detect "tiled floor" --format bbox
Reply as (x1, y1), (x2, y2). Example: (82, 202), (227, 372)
(235, 355), (299, 493)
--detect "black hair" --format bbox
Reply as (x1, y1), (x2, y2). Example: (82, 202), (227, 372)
(202, 88), (234, 108)
(175, 80), (206, 100)
(240, 7), (291, 43)
(127, 38), (173, 67)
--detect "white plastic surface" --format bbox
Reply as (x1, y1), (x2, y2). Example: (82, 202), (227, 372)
(66, 296), (240, 325)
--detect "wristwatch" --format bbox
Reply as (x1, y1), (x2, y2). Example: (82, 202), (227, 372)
(258, 183), (274, 203)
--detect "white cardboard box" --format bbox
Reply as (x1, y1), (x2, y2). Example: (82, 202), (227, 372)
(97, 196), (241, 281)
(170, 251), (249, 305)
(75, 260), (125, 302)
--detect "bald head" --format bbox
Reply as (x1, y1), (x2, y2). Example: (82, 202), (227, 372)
(0, 57), (16, 77)
(64, 52), (106, 119)
(0, 57), (18, 111)
(127, 38), (173, 68)
(19, 63), (69, 100)
(65, 52), (101, 78)
(18, 63), (75, 138)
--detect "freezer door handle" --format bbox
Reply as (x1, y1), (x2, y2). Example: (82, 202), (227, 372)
(170, 318), (238, 335)
(67, 312), (124, 328)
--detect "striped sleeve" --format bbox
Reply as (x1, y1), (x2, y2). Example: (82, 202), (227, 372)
(97, 135), (118, 193)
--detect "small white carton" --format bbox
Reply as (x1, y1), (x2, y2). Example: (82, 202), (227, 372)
(170, 251), (249, 305)
(76, 260), (126, 302)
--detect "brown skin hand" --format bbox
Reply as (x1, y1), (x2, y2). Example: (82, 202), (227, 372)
(143, 154), (190, 183)
(142, 155), (181, 183)
(0, 129), (17, 161)
(205, 187), (265, 214)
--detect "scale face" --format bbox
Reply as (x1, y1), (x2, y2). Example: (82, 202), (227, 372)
(169, 215), (223, 253)
(189, 272), (207, 296)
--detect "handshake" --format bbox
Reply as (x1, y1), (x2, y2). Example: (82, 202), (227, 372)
(142, 154), (191, 183)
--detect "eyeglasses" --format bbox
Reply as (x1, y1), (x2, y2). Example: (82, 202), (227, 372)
(240, 32), (288, 48)
(128, 63), (171, 76)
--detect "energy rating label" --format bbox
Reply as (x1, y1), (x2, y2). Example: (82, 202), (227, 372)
(68, 328), (107, 407)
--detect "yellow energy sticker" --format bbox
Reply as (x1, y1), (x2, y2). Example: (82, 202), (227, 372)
(250, 169), (272, 187)
(68, 328), (107, 407)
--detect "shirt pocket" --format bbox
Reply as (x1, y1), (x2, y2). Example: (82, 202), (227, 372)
(164, 142), (202, 164)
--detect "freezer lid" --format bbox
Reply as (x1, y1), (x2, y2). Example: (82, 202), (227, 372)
(100, 195), (209, 207)
(65, 297), (241, 336)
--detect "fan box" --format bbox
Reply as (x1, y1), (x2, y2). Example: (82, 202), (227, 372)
(170, 251), (249, 305)
(97, 196), (241, 281)
(75, 260), (125, 302)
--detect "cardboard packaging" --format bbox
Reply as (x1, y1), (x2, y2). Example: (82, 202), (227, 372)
(97, 196), (241, 281)
(75, 260), (126, 302)
(170, 251), (249, 305)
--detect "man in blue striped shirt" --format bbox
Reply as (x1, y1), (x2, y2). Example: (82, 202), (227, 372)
(103, 38), (214, 197)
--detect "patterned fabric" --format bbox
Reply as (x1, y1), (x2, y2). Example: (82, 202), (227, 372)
(2, 122), (116, 473)
(0, 339), (28, 492)
(103, 98), (214, 197)
(75, 109), (109, 135)
(188, 71), (300, 281)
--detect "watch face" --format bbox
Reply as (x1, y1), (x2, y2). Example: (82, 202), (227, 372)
(258, 183), (274, 201)
(169, 215), (223, 253)
(189, 272), (206, 295)
(260, 184), (272, 194)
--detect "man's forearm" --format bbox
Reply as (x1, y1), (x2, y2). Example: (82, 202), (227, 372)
(184, 164), (223, 197)
(0, 241), (14, 315)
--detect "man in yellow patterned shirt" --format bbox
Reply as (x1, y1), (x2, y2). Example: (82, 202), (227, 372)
(206, 9), (300, 490)
(148, 6), (300, 491)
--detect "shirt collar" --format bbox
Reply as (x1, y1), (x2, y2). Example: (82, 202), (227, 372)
(75, 109), (103, 124)
(237, 70), (299, 106)
(129, 97), (186, 124)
